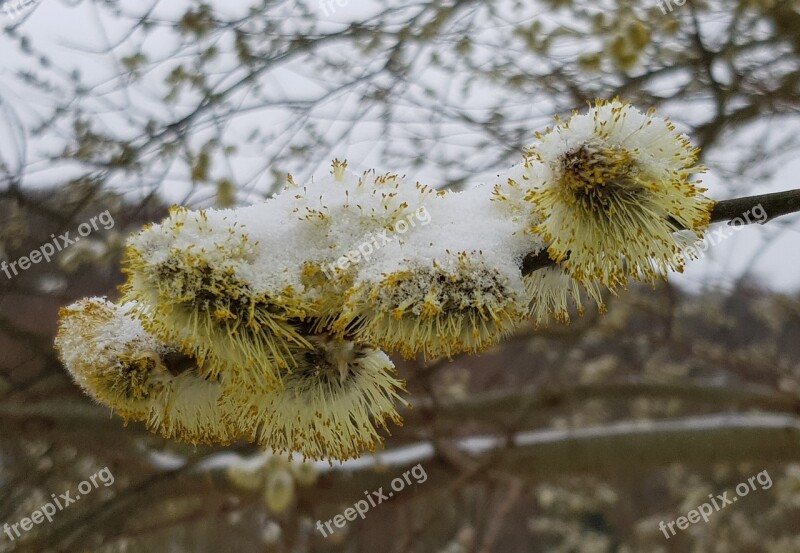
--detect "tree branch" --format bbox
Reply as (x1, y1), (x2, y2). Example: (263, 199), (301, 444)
(400, 380), (800, 434)
(709, 188), (800, 224)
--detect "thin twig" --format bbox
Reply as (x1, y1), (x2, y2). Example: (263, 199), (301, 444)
(477, 477), (525, 553)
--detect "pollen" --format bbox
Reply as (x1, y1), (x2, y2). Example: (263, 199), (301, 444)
(54, 298), (240, 445)
(523, 98), (715, 289)
(229, 337), (406, 461)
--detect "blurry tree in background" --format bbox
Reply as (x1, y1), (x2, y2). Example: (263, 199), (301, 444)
(1, 0), (800, 551)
